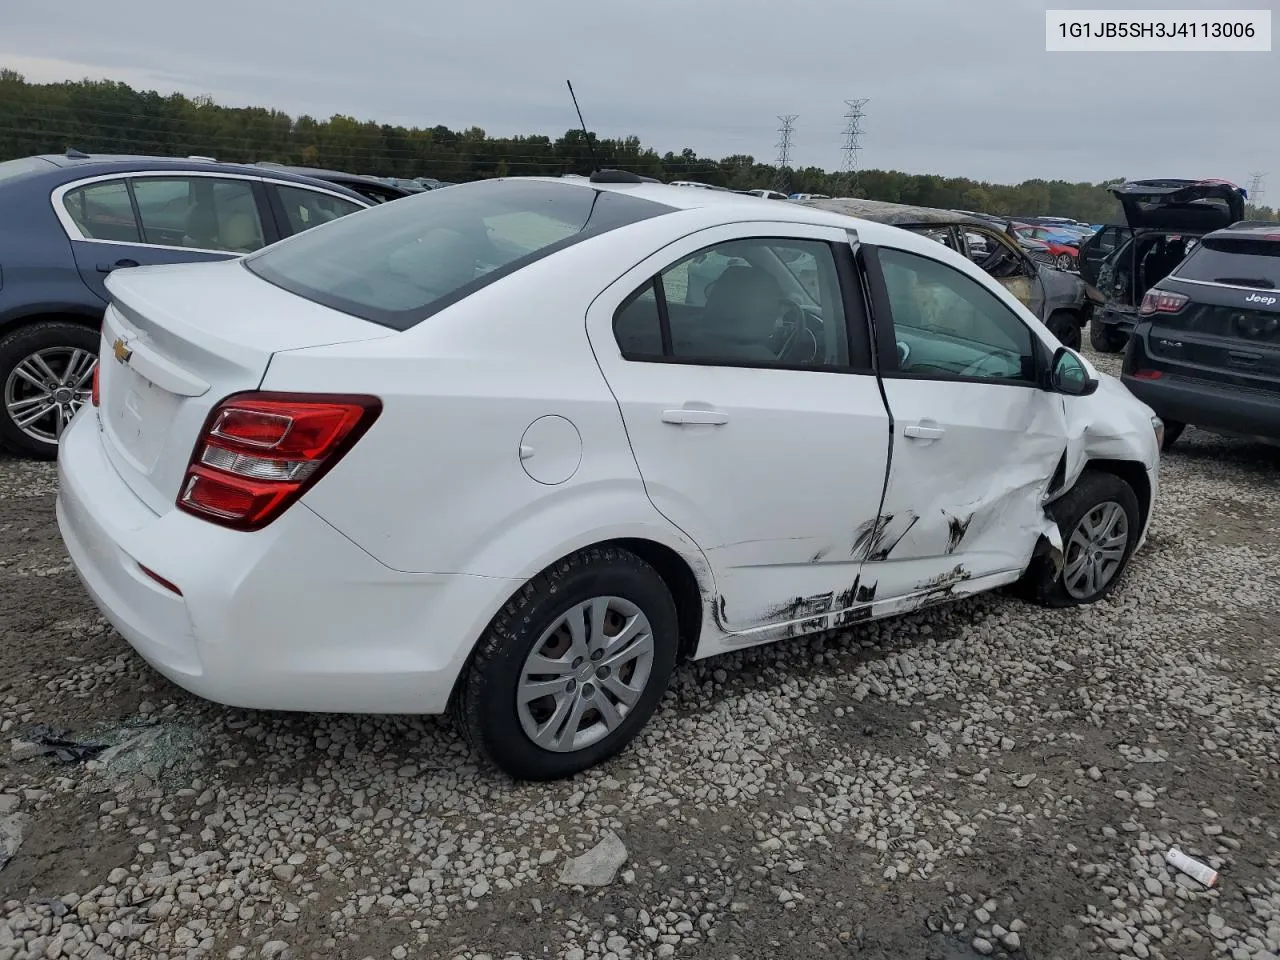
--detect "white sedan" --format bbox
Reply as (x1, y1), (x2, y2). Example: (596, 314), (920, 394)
(56, 172), (1162, 780)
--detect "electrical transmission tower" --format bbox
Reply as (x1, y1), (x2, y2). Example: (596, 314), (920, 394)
(1247, 171), (1267, 208)
(840, 98), (869, 197)
(774, 114), (797, 193)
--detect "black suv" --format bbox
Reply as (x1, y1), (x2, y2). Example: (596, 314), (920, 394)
(1121, 222), (1280, 450)
(1081, 179), (1247, 353)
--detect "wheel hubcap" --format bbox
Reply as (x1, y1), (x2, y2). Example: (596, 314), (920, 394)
(516, 596), (655, 753)
(1063, 501), (1129, 599)
(3, 346), (98, 445)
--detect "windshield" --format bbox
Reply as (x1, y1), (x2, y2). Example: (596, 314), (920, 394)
(1176, 237), (1280, 290)
(245, 179), (675, 330)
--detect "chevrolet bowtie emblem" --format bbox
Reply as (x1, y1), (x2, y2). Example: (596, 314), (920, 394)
(112, 337), (132, 365)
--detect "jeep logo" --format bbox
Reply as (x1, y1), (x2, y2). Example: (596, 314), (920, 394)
(1245, 292), (1277, 306)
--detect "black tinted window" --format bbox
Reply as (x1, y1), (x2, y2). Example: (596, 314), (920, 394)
(613, 238), (852, 369)
(1177, 237), (1280, 290)
(246, 180), (674, 330)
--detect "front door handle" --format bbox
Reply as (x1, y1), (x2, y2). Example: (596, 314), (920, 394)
(96, 258), (140, 273)
(903, 421), (945, 441)
(662, 408), (729, 426)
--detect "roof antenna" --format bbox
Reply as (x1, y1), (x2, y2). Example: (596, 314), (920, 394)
(566, 80), (598, 171)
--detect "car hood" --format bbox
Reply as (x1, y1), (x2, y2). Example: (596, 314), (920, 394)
(1110, 179), (1247, 233)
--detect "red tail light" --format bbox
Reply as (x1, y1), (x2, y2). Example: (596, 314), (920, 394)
(1130, 369), (1164, 380)
(91, 365), (101, 407)
(178, 392), (381, 531)
(1139, 290), (1189, 316)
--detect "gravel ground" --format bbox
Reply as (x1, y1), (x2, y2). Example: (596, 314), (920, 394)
(2, 346), (1278, 960)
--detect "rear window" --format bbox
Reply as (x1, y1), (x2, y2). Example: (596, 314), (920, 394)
(0, 156), (55, 183)
(1176, 236), (1280, 290)
(245, 179), (674, 330)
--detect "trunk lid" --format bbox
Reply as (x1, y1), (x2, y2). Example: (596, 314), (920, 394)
(97, 259), (393, 515)
(1110, 179), (1247, 233)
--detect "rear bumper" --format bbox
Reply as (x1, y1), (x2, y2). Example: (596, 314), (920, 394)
(1096, 307), (1137, 333)
(1122, 373), (1280, 441)
(56, 410), (519, 714)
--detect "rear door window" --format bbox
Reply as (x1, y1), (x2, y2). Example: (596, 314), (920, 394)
(1176, 237), (1280, 290)
(131, 177), (267, 253)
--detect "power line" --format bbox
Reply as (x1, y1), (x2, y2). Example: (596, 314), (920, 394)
(774, 114), (797, 193)
(840, 98), (869, 197)
(1247, 171), (1267, 206)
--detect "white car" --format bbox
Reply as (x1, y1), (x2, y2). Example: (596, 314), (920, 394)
(56, 171), (1162, 781)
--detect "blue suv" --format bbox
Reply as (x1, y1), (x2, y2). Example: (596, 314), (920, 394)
(0, 151), (374, 458)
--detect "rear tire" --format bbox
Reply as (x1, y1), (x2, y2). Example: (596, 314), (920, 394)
(1161, 420), (1186, 451)
(1088, 319), (1127, 354)
(1020, 471), (1141, 609)
(1046, 311), (1082, 350)
(451, 546), (679, 781)
(0, 321), (101, 460)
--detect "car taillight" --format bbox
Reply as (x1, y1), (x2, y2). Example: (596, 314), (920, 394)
(1129, 369), (1163, 380)
(1139, 290), (1189, 315)
(91, 365), (100, 407)
(177, 392), (381, 531)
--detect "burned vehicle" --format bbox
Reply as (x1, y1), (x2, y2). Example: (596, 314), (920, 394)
(1079, 179), (1247, 353)
(796, 198), (1101, 349)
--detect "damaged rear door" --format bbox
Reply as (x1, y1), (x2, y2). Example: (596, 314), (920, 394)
(856, 243), (1068, 609)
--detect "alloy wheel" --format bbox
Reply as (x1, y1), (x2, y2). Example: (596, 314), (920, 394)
(3, 346), (98, 446)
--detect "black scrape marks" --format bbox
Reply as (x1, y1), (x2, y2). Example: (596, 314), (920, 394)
(910, 564), (972, 609)
(712, 595), (728, 631)
(944, 512), (974, 555)
(867, 513), (919, 562)
(833, 605), (874, 628)
(809, 545), (833, 563)
(762, 592), (835, 623)
(784, 614), (828, 640)
(850, 515), (889, 558)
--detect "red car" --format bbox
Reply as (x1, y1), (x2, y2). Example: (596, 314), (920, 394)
(1011, 224), (1079, 271)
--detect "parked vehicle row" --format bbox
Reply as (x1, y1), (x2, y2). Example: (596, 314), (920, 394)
(56, 172), (1162, 780)
(795, 198), (1101, 350)
(0, 151), (387, 458)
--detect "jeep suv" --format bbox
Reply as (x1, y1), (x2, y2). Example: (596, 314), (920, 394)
(1081, 179), (1247, 353)
(1121, 222), (1280, 449)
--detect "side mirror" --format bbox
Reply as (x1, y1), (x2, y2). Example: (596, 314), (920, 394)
(1049, 345), (1099, 396)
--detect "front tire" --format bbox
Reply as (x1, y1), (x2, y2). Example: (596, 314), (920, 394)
(452, 546), (679, 780)
(1021, 471), (1141, 608)
(1088, 319), (1128, 354)
(0, 321), (100, 459)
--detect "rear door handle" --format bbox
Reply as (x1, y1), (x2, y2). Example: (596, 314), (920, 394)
(662, 408), (729, 426)
(903, 421), (945, 441)
(96, 258), (139, 273)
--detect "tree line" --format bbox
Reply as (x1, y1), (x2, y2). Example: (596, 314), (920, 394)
(1, 69), (1274, 223)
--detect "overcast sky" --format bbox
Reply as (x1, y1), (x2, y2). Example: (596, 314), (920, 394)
(2, 0), (1275, 192)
